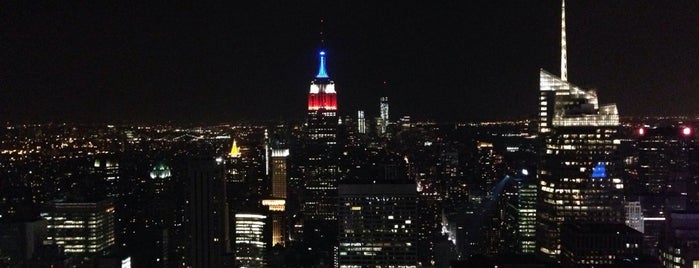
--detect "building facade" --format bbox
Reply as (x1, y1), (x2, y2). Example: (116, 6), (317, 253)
(235, 213), (267, 268)
(42, 199), (115, 260)
(536, 69), (624, 258)
(263, 148), (289, 247)
(186, 158), (229, 268)
(338, 184), (418, 268)
(304, 50), (339, 221)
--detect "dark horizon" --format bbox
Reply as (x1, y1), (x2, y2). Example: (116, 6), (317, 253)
(2, 1), (698, 123)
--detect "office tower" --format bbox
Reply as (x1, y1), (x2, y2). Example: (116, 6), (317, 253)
(637, 125), (696, 195)
(380, 97), (389, 135)
(475, 141), (498, 199)
(635, 125), (697, 202)
(560, 222), (643, 267)
(304, 50), (339, 221)
(416, 181), (441, 265)
(262, 149), (289, 247)
(633, 125), (698, 256)
(303, 49), (340, 266)
(536, 0), (624, 259)
(357, 110), (366, 134)
(235, 213), (267, 268)
(42, 199), (115, 263)
(502, 176), (537, 254)
(149, 161), (171, 195)
(225, 139), (245, 184)
(659, 211), (699, 268)
(536, 69), (623, 258)
(270, 149), (289, 200)
(92, 156), (119, 199)
(186, 158), (230, 268)
(338, 184), (418, 267)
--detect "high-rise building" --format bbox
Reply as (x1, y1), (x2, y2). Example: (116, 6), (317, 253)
(92, 156), (120, 199)
(338, 184), (418, 267)
(302, 49), (340, 266)
(536, 0), (624, 259)
(235, 213), (267, 268)
(536, 69), (624, 259)
(42, 199), (115, 262)
(186, 158), (230, 268)
(631, 125), (698, 256)
(262, 148), (289, 247)
(270, 149), (289, 200)
(475, 141), (498, 199)
(357, 110), (366, 134)
(380, 97), (389, 135)
(304, 50), (339, 221)
(225, 139), (245, 184)
(659, 211), (699, 268)
(502, 176), (537, 254)
(149, 161), (172, 195)
(634, 125), (697, 200)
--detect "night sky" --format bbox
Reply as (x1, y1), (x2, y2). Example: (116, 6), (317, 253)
(2, 1), (698, 123)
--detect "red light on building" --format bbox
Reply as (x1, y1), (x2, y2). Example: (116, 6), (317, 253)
(307, 92), (337, 111)
(638, 128), (645, 136)
(682, 126), (692, 136)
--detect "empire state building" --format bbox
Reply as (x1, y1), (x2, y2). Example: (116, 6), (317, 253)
(304, 50), (339, 221)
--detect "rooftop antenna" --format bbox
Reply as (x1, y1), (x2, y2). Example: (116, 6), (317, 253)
(320, 18), (325, 47)
(315, 18), (329, 78)
(561, 0), (568, 81)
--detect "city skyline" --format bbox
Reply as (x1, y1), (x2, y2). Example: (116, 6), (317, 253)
(3, 1), (698, 123)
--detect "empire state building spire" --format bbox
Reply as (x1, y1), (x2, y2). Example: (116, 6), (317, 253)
(561, 0), (567, 81)
(316, 51), (329, 79)
(308, 50), (336, 111)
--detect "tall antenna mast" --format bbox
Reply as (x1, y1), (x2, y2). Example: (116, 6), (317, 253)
(320, 18), (325, 48)
(561, 0), (568, 81)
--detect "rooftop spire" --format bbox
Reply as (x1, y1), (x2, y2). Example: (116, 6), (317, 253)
(229, 139), (241, 158)
(316, 18), (329, 79)
(561, 0), (567, 81)
(316, 50), (329, 78)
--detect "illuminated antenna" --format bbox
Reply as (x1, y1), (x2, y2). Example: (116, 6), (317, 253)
(315, 18), (329, 78)
(316, 51), (329, 78)
(561, 0), (567, 81)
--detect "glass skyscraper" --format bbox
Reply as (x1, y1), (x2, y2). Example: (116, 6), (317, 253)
(536, 70), (623, 259)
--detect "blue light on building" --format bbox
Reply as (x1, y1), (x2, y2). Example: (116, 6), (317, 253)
(591, 162), (606, 178)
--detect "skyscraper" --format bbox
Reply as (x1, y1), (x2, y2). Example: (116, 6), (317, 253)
(302, 49), (340, 265)
(536, 0), (624, 259)
(42, 199), (115, 264)
(235, 213), (267, 268)
(632, 125), (698, 255)
(357, 110), (366, 134)
(186, 158), (230, 268)
(380, 96), (389, 135)
(304, 50), (339, 221)
(658, 211), (699, 268)
(536, 70), (624, 259)
(502, 176), (537, 254)
(338, 184), (418, 267)
(262, 148), (289, 247)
